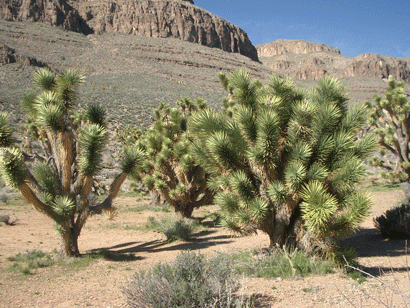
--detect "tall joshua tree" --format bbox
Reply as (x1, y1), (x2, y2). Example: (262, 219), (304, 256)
(367, 76), (410, 183)
(129, 98), (214, 217)
(0, 68), (143, 258)
(189, 69), (376, 253)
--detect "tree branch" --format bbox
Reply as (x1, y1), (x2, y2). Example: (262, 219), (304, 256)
(379, 139), (398, 156)
(89, 172), (128, 215)
(18, 183), (58, 221)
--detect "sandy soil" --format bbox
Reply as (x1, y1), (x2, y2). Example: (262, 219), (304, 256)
(0, 189), (409, 308)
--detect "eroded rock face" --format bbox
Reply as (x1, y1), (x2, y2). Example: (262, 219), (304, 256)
(257, 39), (340, 57)
(0, 43), (47, 67)
(0, 0), (93, 34)
(344, 53), (410, 81)
(0, 0), (258, 61)
(257, 40), (410, 82)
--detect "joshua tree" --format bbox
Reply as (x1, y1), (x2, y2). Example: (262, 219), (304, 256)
(0, 68), (143, 258)
(128, 98), (214, 217)
(367, 76), (410, 183)
(189, 69), (376, 253)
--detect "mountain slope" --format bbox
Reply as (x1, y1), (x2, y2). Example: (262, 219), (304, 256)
(0, 19), (269, 128)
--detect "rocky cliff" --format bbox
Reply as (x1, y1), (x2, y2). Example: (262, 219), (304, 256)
(257, 39), (340, 57)
(343, 53), (410, 81)
(0, 0), (258, 61)
(257, 40), (410, 82)
(0, 0), (93, 34)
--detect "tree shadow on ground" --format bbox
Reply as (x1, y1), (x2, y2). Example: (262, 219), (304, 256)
(96, 233), (234, 255)
(342, 228), (408, 258)
(251, 294), (276, 308)
(341, 227), (409, 276)
(85, 248), (145, 262)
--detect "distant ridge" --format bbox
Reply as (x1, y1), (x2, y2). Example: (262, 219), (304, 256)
(257, 40), (410, 82)
(0, 0), (258, 61)
(257, 39), (341, 57)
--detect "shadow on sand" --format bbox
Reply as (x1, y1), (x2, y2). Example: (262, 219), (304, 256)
(341, 227), (409, 276)
(94, 232), (234, 256)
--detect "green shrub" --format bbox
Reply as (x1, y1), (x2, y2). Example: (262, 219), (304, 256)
(7, 250), (55, 274)
(144, 216), (162, 230)
(374, 203), (410, 239)
(234, 249), (334, 279)
(348, 271), (367, 284)
(123, 251), (251, 308)
(144, 216), (196, 241)
(162, 219), (196, 241)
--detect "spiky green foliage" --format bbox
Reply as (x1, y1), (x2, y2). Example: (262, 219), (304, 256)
(119, 98), (214, 217)
(0, 112), (14, 147)
(367, 76), (410, 183)
(189, 69), (376, 253)
(33, 68), (55, 91)
(0, 148), (28, 188)
(121, 146), (145, 174)
(78, 124), (108, 176)
(116, 125), (142, 146)
(86, 104), (106, 128)
(33, 162), (60, 202)
(53, 196), (75, 221)
(0, 69), (142, 258)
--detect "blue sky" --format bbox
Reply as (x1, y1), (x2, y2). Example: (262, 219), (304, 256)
(194, 0), (410, 58)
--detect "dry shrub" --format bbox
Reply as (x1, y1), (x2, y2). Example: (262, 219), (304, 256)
(123, 251), (251, 308)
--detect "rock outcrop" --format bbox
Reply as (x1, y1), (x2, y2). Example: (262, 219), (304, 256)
(0, 0), (93, 34)
(257, 39), (340, 57)
(0, 43), (47, 67)
(343, 53), (410, 81)
(257, 40), (410, 82)
(0, 0), (258, 61)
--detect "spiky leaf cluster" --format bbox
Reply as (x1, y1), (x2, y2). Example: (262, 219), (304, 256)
(367, 75), (410, 182)
(0, 148), (28, 188)
(53, 196), (75, 221)
(0, 112), (14, 147)
(116, 125), (142, 146)
(78, 124), (108, 176)
(121, 146), (145, 174)
(33, 162), (60, 203)
(120, 98), (213, 217)
(189, 69), (376, 250)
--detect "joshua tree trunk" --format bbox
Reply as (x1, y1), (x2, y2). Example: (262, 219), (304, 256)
(262, 207), (315, 253)
(150, 190), (162, 207)
(58, 226), (80, 258)
(264, 210), (319, 254)
(174, 202), (195, 218)
(261, 209), (290, 251)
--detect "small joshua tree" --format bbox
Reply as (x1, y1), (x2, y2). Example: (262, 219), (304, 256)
(189, 69), (376, 253)
(0, 68), (143, 257)
(129, 98), (214, 217)
(367, 76), (410, 183)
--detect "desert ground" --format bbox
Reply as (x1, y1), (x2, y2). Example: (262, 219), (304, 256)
(0, 184), (409, 308)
